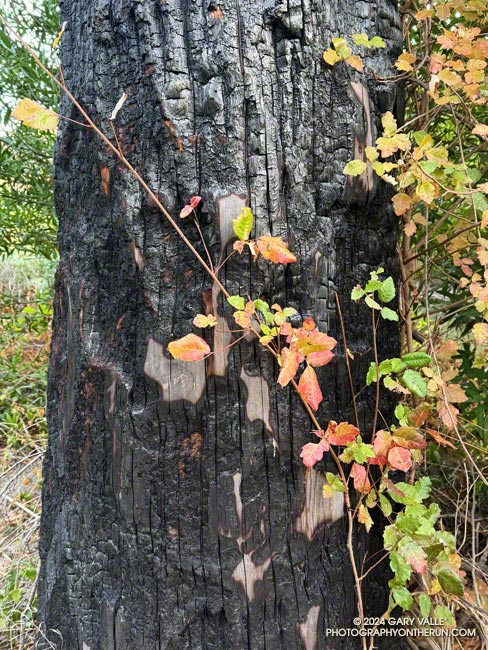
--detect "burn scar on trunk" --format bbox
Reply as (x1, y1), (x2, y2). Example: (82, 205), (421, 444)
(239, 367), (279, 450)
(297, 605), (320, 650)
(144, 337), (206, 404)
(345, 82), (374, 200)
(295, 469), (344, 540)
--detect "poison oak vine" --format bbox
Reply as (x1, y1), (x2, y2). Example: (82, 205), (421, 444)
(4, 0), (488, 643)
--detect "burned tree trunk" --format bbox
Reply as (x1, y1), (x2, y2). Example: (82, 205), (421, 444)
(39, 1), (402, 648)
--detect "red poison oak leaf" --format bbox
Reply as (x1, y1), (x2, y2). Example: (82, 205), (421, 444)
(167, 333), (210, 361)
(190, 196), (202, 209)
(307, 349), (335, 367)
(350, 463), (371, 493)
(372, 429), (393, 465)
(300, 441), (328, 468)
(327, 421), (359, 446)
(387, 447), (413, 472)
(297, 366), (323, 411)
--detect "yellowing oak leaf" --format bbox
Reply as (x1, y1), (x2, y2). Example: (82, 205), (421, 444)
(392, 192), (412, 216)
(473, 322), (488, 345)
(12, 99), (58, 132)
(343, 160), (367, 176)
(167, 333), (210, 361)
(297, 365), (323, 411)
(232, 207), (253, 241)
(323, 48), (341, 65)
(255, 235), (297, 264)
(395, 52), (416, 72)
(193, 314), (217, 328)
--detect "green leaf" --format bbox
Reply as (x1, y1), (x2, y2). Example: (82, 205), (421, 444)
(254, 299), (269, 313)
(391, 358), (407, 373)
(433, 605), (456, 627)
(352, 32), (369, 46)
(365, 279), (383, 292)
(232, 207), (253, 241)
(365, 296), (381, 310)
(401, 352), (432, 369)
(418, 594), (431, 618)
(402, 369), (427, 398)
(351, 286), (365, 300)
(227, 295), (245, 310)
(343, 160), (368, 176)
(391, 586), (413, 611)
(369, 36), (386, 48)
(436, 567), (464, 597)
(379, 359), (393, 374)
(381, 307), (399, 321)
(379, 494), (392, 517)
(366, 362), (379, 385)
(378, 276), (396, 303)
(10, 588), (22, 604)
(390, 552), (412, 583)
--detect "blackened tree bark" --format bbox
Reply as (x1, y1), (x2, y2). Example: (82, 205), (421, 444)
(38, 1), (403, 648)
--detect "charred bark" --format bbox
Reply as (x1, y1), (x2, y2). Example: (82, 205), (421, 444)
(39, 1), (402, 648)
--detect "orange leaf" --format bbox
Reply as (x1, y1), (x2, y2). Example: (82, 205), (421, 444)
(300, 441), (328, 468)
(167, 333), (210, 361)
(255, 235), (297, 264)
(472, 124), (488, 136)
(350, 463), (371, 493)
(444, 383), (468, 404)
(277, 347), (302, 387)
(297, 366), (323, 411)
(346, 55), (364, 72)
(425, 428), (456, 449)
(392, 192), (412, 216)
(404, 221), (417, 237)
(327, 421), (359, 446)
(302, 317), (316, 331)
(387, 447), (413, 472)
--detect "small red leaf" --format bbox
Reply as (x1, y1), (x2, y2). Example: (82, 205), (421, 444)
(255, 235), (297, 264)
(387, 447), (413, 472)
(180, 204), (193, 218)
(297, 366), (323, 411)
(190, 196), (202, 209)
(350, 463), (371, 493)
(167, 333), (210, 361)
(300, 441), (327, 468)
(328, 421), (359, 446)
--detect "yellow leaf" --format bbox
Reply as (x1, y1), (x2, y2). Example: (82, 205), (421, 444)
(323, 48), (341, 65)
(438, 68), (463, 87)
(381, 111), (398, 137)
(365, 146), (379, 161)
(473, 322), (488, 345)
(416, 181), (436, 205)
(12, 99), (58, 132)
(395, 52), (416, 72)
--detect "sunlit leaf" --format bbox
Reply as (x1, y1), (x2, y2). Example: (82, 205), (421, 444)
(232, 207), (253, 241)
(168, 333), (210, 361)
(12, 99), (58, 132)
(255, 235), (297, 264)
